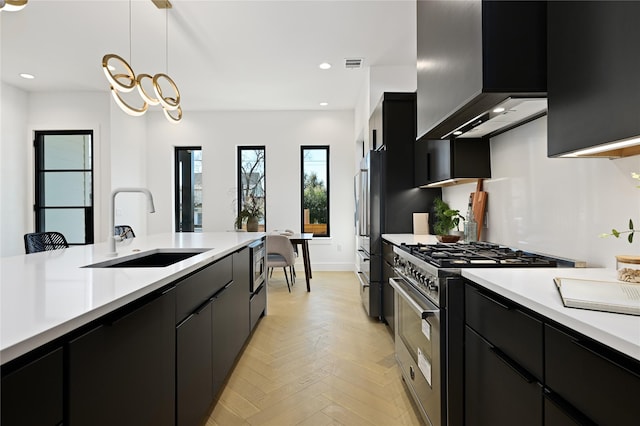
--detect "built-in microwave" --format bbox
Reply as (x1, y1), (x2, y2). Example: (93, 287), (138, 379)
(249, 239), (266, 293)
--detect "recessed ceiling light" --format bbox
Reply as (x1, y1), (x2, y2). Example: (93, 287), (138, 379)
(19, 73), (35, 79)
(319, 102), (329, 107)
(453, 130), (463, 136)
(319, 62), (331, 70)
(493, 107), (506, 113)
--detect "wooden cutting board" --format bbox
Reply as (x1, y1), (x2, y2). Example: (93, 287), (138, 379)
(471, 179), (488, 240)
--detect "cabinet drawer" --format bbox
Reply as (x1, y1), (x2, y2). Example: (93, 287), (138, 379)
(1, 347), (63, 426)
(545, 324), (640, 425)
(250, 283), (266, 331)
(465, 284), (543, 380)
(176, 255), (232, 321)
(465, 326), (542, 426)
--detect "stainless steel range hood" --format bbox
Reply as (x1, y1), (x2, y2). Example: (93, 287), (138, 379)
(443, 97), (548, 139)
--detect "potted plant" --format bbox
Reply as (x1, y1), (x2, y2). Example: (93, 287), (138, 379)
(433, 197), (465, 242)
(600, 172), (640, 282)
(235, 194), (264, 232)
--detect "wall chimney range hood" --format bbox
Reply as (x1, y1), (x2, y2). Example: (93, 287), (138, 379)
(443, 97), (548, 140)
(416, 0), (547, 142)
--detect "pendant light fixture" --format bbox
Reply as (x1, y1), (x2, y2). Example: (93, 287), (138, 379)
(155, 4), (182, 123)
(102, 0), (181, 123)
(0, 0), (28, 12)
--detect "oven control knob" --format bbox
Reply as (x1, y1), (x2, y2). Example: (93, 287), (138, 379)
(427, 279), (438, 291)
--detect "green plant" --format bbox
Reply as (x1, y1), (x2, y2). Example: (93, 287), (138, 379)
(600, 172), (640, 243)
(433, 197), (465, 235)
(235, 194), (264, 229)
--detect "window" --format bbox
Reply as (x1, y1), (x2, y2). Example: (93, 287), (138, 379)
(174, 147), (202, 232)
(237, 146), (266, 231)
(301, 146), (329, 237)
(34, 130), (94, 244)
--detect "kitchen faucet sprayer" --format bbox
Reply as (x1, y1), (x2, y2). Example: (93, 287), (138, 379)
(107, 188), (155, 256)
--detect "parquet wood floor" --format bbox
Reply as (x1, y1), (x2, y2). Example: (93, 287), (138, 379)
(206, 271), (424, 426)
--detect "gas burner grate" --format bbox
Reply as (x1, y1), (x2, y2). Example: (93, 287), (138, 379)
(399, 242), (557, 268)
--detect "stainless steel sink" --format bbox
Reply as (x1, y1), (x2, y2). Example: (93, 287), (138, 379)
(84, 248), (211, 268)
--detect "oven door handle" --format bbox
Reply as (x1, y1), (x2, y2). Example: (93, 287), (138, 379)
(389, 277), (439, 319)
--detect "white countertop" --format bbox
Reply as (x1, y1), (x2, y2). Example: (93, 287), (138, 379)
(382, 233), (440, 246)
(0, 232), (264, 364)
(462, 268), (640, 361)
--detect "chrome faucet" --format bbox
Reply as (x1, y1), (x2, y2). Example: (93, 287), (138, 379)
(107, 187), (155, 256)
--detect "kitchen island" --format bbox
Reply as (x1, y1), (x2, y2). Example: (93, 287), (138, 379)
(1, 232), (265, 426)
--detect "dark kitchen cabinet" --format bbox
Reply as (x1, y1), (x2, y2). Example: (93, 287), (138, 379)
(465, 326), (542, 426)
(177, 301), (213, 426)
(367, 92), (441, 319)
(1, 346), (63, 426)
(212, 248), (251, 396)
(414, 138), (491, 187)
(464, 284), (543, 426)
(417, 0), (546, 140)
(212, 280), (248, 396)
(381, 240), (395, 333)
(176, 254), (232, 322)
(547, 1), (640, 158)
(68, 286), (176, 426)
(463, 280), (640, 426)
(545, 323), (640, 425)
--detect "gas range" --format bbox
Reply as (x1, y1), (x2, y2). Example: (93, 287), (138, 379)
(398, 241), (564, 268)
(393, 242), (582, 307)
(390, 241), (584, 426)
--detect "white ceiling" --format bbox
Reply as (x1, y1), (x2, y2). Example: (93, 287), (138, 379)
(1, 0), (417, 111)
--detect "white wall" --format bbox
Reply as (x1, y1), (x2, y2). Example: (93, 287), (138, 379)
(0, 84), (29, 256)
(443, 116), (640, 268)
(1, 86), (357, 269)
(145, 109), (357, 271)
(0, 86), (113, 256)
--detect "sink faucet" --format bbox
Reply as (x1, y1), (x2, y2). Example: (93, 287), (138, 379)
(107, 187), (155, 256)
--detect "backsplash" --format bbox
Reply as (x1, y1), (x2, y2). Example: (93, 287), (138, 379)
(443, 116), (640, 268)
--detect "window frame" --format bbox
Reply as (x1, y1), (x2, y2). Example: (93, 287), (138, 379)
(237, 146), (266, 231)
(174, 146), (202, 232)
(34, 129), (94, 245)
(300, 145), (330, 237)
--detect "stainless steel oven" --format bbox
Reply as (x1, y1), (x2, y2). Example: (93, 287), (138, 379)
(391, 276), (442, 426)
(390, 242), (585, 426)
(249, 239), (265, 293)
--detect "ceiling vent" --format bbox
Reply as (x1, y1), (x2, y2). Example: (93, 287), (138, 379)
(345, 58), (363, 69)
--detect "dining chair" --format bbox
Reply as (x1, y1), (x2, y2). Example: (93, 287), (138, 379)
(266, 234), (296, 292)
(114, 225), (136, 240)
(24, 231), (69, 254)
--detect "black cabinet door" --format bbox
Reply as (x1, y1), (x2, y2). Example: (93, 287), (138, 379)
(415, 138), (491, 187)
(1, 346), (63, 426)
(68, 288), (176, 426)
(547, 1), (640, 157)
(381, 258), (395, 333)
(465, 284), (543, 380)
(545, 323), (640, 425)
(176, 302), (213, 426)
(212, 278), (250, 396)
(465, 326), (542, 426)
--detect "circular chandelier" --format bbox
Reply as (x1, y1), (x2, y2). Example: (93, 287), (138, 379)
(102, 0), (182, 123)
(0, 0), (28, 12)
(102, 54), (181, 122)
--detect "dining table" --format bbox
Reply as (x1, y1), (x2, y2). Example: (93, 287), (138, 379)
(286, 233), (313, 292)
